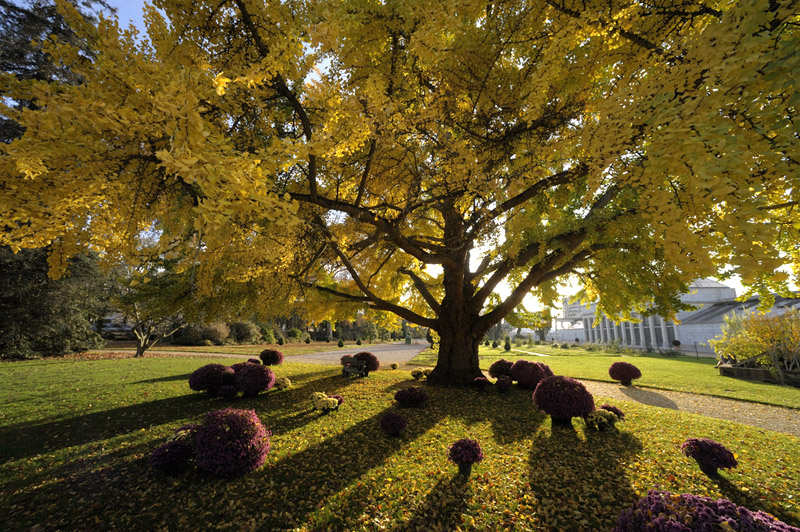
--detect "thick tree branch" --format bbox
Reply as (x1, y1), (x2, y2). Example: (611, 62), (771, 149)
(400, 267), (441, 314)
(355, 139), (377, 207)
(233, 0), (318, 200)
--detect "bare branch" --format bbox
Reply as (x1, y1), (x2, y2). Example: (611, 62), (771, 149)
(400, 268), (441, 314)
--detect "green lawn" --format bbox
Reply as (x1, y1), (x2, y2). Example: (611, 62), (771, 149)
(1, 357), (798, 531)
(410, 346), (800, 409)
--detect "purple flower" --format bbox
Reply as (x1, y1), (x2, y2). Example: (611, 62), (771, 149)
(601, 404), (625, 420)
(472, 376), (490, 390)
(379, 412), (407, 436)
(608, 361), (641, 385)
(681, 438), (738, 474)
(194, 408), (271, 477)
(394, 387), (430, 408)
(495, 375), (513, 393)
(329, 394), (344, 405)
(448, 438), (483, 465)
(235, 364), (276, 396)
(488, 359), (514, 378)
(247, 358), (262, 365)
(188, 364), (236, 395)
(149, 440), (193, 472)
(533, 375), (595, 422)
(259, 348), (284, 366)
(511, 360), (553, 389)
(353, 351), (381, 372)
(613, 490), (799, 531)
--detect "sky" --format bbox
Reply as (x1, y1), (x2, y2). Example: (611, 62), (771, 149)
(105, 0), (146, 30)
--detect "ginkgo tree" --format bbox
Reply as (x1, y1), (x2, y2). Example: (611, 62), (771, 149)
(1, 0), (798, 384)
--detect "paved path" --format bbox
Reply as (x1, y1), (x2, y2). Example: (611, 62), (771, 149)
(580, 380), (800, 437)
(286, 341), (428, 367)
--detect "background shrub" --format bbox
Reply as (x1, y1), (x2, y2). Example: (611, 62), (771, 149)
(395, 386), (430, 408)
(379, 412), (407, 436)
(201, 323), (230, 345)
(194, 408), (270, 477)
(488, 359), (513, 378)
(410, 368), (424, 380)
(353, 351), (380, 373)
(247, 358), (261, 365)
(600, 404), (625, 420)
(235, 364), (275, 396)
(274, 376), (292, 390)
(172, 324), (205, 346)
(259, 349), (284, 366)
(511, 360), (553, 389)
(584, 409), (619, 431)
(533, 375), (595, 422)
(613, 490), (798, 532)
(188, 364), (236, 395)
(228, 321), (261, 344)
(608, 361), (642, 385)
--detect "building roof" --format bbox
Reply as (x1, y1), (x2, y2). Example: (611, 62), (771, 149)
(688, 278), (732, 289)
(680, 295), (800, 324)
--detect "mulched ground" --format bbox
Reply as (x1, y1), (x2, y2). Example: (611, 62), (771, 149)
(582, 380), (800, 437)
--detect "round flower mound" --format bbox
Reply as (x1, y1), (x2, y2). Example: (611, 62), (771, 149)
(584, 409), (619, 431)
(495, 375), (513, 393)
(379, 412), (407, 436)
(448, 438), (484, 465)
(394, 386), (430, 408)
(274, 376), (292, 390)
(608, 361), (642, 385)
(247, 358), (262, 365)
(601, 403), (625, 420)
(231, 361), (256, 373)
(311, 392), (339, 411)
(410, 368), (424, 380)
(149, 440), (193, 472)
(533, 375), (595, 422)
(511, 360), (554, 389)
(217, 384), (239, 398)
(330, 394), (344, 406)
(235, 364), (276, 396)
(194, 408), (270, 477)
(613, 490), (800, 532)
(472, 376), (490, 390)
(488, 359), (514, 379)
(259, 348), (284, 366)
(353, 351), (381, 373)
(188, 364), (236, 395)
(681, 438), (738, 474)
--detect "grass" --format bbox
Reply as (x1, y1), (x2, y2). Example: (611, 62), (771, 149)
(410, 345), (800, 409)
(100, 340), (344, 356)
(1, 355), (799, 531)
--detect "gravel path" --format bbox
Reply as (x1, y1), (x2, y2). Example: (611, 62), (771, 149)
(580, 380), (800, 437)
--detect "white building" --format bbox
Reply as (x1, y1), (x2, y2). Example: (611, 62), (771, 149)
(550, 279), (800, 353)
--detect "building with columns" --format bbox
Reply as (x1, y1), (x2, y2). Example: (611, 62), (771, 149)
(550, 279), (800, 353)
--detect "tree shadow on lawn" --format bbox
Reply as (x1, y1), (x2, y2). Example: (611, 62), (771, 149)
(618, 386), (678, 410)
(134, 373), (193, 383)
(381, 380), (540, 444)
(393, 473), (471, 532)
(0, 373), (358, 462)
(711, 474), (797, 526)
(525, 423), (644, 530)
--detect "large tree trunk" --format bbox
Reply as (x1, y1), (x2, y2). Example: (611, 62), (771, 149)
(427, 322), (483, 386)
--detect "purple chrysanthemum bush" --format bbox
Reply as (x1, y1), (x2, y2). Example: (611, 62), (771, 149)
(511, 359), (554, 389)
(149, 409), (270, 477)
(194, 409), (271, 477)
(394, 386), (430, 408)
(472, 376), (490, 390)
(608, 361), (642, 385)
(379, 411), (407, 437)
(259, 348), (284, 366)
(488, 359), (514, 379)
(495, 375), (513, 393)
(681, 437), (738, 475)
(447, 438), (484, 465)
(353, 351), (381, 373)
(188, 363), (275, 398)
(613, 490), (800, 532)
(533, 375), (595, 424)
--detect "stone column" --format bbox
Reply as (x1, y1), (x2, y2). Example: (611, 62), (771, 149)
(648, 317), (657, 349)
(638, 319), (645, 348)
(661, 319), (669, 349)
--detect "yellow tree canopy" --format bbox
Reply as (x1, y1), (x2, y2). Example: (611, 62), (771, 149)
(1, 0), (798, 383)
